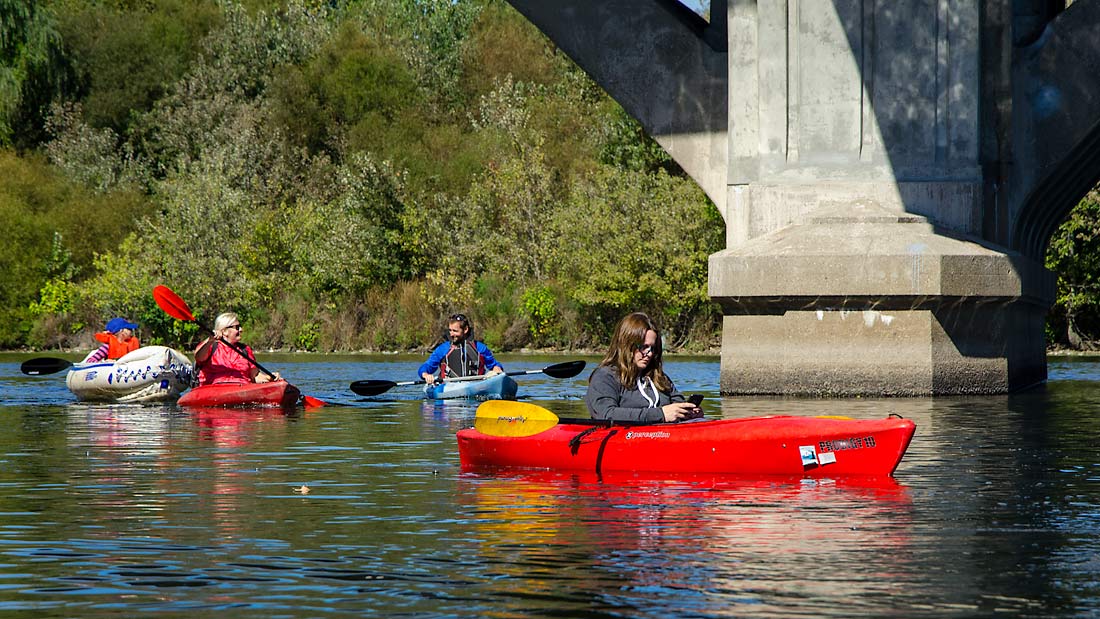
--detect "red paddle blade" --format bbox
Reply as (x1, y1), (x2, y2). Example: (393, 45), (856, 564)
(153, 285), (196, 322)
(302, 395), (326, 408)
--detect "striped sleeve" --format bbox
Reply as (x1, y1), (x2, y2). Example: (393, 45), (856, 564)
(85, 344), (110, 363)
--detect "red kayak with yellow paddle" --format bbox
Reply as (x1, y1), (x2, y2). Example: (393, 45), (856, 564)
(459, 401), (916, 478)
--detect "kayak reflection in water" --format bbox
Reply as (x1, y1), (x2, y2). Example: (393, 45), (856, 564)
(193, 312), (281, 386)
(418, 313), (504, 385)
(584, 312), (701, 424)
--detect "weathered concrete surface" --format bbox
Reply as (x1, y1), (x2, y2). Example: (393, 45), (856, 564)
(1006, 0), (1100, 258)
(710, 202), (1052, 394)
(504, 0), (728, 212)
(505, 0), (1100, 395)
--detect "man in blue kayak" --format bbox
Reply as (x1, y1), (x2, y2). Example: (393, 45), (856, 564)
(419, 313), (504, 384)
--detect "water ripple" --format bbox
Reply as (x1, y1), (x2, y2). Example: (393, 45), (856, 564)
(0, 355), (1096, 615)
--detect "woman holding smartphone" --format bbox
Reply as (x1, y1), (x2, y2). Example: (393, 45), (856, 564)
(584, 312), (702, 423)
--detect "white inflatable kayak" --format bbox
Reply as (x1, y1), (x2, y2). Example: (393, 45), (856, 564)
(65, 345), (195, 403)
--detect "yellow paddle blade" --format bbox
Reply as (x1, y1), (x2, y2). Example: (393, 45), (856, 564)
(474, 400), (560, 437)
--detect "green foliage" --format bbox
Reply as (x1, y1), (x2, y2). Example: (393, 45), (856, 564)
(28, 277), (76, 317)
(521, 285), (557, 344)
(269, 20), (420, 156)
(289, 153), (414, 295)
(351, 0), (482, 110)
(294, 321), (319, 351)
(468, 275), (519, 349)
(44, 102), (150, 192)
(0, 151), (146, 347)
(421, 77), (558, 286)
(83, 153), (264, 320)
(1045, 190), (1100, 349)
(0, 201), (48, 345)
(598, 103), (677, 174)
(51, 0), (220, 136)
(131, 0), (331, 170)
(268, 12), (492, 196)
(325, 24), (419, 122)
(0, 0), (73, 147)
(462, 1), (563, 98)
(550, 165), (723, 342)
(4, 0), (728, 352)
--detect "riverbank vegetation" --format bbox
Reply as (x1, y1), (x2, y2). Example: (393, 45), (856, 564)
(3, 0), (1098, 354)
(2, 0), (722, 353)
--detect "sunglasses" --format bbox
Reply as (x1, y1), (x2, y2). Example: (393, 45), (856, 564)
(226, 324), (242, 331)
(634, 343), (656, 355)
(449, 314), (468, 323)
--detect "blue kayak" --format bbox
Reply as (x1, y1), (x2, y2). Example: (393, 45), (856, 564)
(424, 373), (519, 400)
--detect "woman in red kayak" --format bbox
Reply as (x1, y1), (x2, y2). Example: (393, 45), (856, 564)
(193, 312), (280, 386)
(585, 312), (700, 423)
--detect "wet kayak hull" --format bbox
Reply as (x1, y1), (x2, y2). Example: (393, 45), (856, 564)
(425, 373), (518, 400)
(66, 346), (194, 403)
(177, 381), (301, 408)
(458, 415), (916, 477)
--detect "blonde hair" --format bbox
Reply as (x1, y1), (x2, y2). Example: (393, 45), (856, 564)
(596, 312), (671, 391)
(213, 312), (240, 335)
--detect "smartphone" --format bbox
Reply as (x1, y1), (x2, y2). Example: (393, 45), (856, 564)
(688, 394), (704, 406)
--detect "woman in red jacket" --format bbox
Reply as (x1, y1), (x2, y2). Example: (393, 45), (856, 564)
(192, 312), (279, 386)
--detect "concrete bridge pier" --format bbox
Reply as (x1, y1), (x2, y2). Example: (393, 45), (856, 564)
(709, 0), (1061, 395)
(506, 0), (1100, 395)
(709, 200), (1052, 395)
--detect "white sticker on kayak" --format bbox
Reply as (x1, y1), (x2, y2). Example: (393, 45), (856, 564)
(818, 451), (836, 465)
(799, 445), (817, 466)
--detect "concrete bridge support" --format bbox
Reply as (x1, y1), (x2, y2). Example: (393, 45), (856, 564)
(506, 0), (1100, 395)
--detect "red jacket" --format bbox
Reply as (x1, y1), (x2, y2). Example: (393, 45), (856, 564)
(196, 341), (256, 385)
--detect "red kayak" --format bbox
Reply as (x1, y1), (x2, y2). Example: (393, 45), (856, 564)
(177, 380), (301, 408)
(458, 415), (916, 478)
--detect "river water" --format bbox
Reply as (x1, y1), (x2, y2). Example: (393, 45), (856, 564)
(0, 352), (1099, 617)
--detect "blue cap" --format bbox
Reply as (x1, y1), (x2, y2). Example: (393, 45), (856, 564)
(105, 317), (138, 333)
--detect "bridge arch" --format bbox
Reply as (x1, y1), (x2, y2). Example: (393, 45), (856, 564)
(1013, 120), (1100, 260)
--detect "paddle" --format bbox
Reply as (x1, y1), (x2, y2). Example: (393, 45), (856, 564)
(474, 400), (620, 437)
(20, 357), (76, 376)
(152, 285), (326, 408)
(349, 360), (587, 397)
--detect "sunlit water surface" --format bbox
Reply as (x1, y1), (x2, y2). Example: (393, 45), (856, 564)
(1, 352), (1099, 617)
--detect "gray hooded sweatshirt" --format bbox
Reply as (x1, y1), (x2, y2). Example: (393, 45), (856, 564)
(584, 365), (685, 423)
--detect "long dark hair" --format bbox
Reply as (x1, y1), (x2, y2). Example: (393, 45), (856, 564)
(596, 312), (671, 391)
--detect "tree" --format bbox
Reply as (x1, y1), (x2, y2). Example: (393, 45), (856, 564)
(0, 0), (72, 147)
(1046, 190), (1100, 349)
